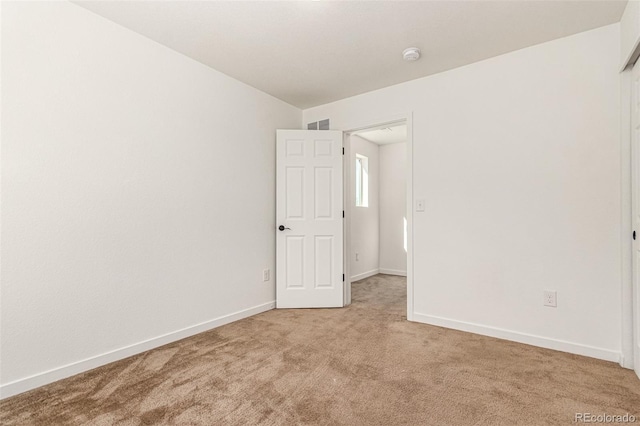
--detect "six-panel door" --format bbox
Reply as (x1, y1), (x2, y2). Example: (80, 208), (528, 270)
(632, 62), (640, 376)
(276, 129), (344, 308)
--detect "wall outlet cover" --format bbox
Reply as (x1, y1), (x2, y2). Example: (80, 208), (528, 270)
(543, 290), (557, 307)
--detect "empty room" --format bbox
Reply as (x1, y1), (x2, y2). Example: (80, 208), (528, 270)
(1, 1), (640, 425)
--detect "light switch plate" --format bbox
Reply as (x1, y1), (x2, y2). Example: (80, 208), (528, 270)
(416, 199), (425, 212)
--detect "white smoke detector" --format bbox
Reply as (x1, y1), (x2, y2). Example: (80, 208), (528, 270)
(402, 47), (421, 62)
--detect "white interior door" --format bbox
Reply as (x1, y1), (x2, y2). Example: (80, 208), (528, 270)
(276, 129), (344, 308)
(631, 60), (640, 378)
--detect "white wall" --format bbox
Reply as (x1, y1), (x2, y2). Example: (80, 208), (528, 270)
(1, 1), (300, 397)
(350, 135), (379, 280)
(304, 24), (622, 362)
(379, 142), (407, 276)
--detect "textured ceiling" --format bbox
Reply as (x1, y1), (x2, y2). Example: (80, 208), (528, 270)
(74, 1), (627, 109)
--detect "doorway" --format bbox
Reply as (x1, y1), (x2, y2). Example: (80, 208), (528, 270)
(343, 119), (412, 318)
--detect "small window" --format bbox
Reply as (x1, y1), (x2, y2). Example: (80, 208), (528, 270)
(355, 154), (369, 207)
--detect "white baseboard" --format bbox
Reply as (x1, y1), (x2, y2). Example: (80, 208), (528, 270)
(351, 269), (379, 282)
(0, 301), (275, 400)
(378, 268), (407, 276)
(412, 313), (621, 363)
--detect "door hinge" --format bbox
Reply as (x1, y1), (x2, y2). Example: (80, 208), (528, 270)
(342, 147), (345, 155)
(634, 230), (636, 240)
(342, 210), (345, 218)
(343, 274), (345, 282)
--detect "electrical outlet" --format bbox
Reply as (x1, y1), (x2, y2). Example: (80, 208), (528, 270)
(355, 252), (359, 261)
(263, 269), (270, 282)
(543, 290), (557, 307)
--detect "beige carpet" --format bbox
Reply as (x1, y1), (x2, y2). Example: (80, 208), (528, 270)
(1, 274), (639, 425)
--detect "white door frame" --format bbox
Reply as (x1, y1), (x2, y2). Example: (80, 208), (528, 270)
(341, 113), (414, 321)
